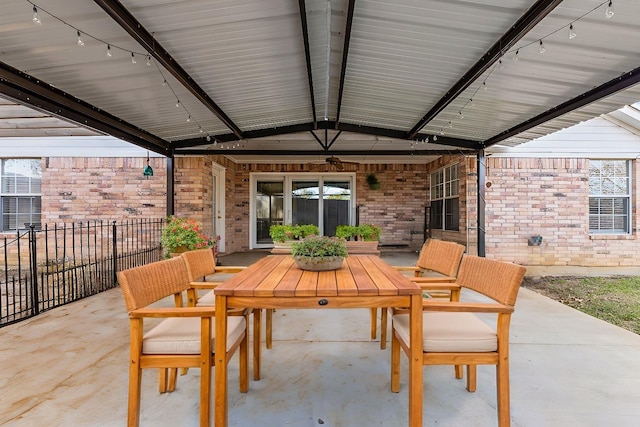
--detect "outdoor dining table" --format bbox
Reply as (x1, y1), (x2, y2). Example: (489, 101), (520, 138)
(213, 254), (423, 427)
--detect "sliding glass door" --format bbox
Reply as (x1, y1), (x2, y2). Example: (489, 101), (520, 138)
(251, 173), (355, 248)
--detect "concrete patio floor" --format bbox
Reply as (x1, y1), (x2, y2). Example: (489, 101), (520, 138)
(2, 251), (640, 426)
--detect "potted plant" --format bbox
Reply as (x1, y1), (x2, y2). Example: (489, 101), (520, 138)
(161, 216), (210, 257)
(335, 224), (381, 254)
(365, 173), (380, 190)
(269, 224), (319, 254)
(291, 235), (348, 271)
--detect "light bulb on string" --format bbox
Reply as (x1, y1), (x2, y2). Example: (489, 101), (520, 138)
(498, 59), (504, 70)
(131, 52), (137, 64)
(469, 98), (475, 108)
(482, 82), (487, 91)
(568, 24), (577, 39)
(199, 127), (204, 133)
(433, 135), (438, 142)
(606, 1), (614, 18)
(439, 128), (445, 136)
(538, 40), (546, 54)
(458, 111), (464, 119)
(447, 121), (453, 128)
(106, 45), (112, 57)
(513, 50), (519, 61)
(206, 135), (211, 142)
(77, 31), (84, 47)
(32, 6), (41, 25)
(146, 56), (151, 66)
(424, 136), (429, 143)
(162, 79), (167, 87)
(175, 100), (180, 108)
(186, 115), (191, 122)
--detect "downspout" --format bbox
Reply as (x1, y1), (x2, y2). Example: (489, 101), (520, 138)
(477, 149), (486, 257)
(166, 153), (174, 216)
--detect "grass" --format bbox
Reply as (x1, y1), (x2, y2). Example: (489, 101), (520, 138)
(522, 276), (640, 335)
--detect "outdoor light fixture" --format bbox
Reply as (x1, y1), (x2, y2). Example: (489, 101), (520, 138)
(143, 152), (153, 178)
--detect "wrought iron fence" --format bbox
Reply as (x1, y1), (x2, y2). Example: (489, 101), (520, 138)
(1, 218), (163, 327)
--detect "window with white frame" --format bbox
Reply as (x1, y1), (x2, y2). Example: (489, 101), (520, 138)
(0, 159), (42, 232)
(588, 159), (631, 234)
(430, 163), (459, 231)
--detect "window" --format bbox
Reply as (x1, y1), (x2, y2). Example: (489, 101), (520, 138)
(0, 159), (42, 232)
(589, 160), (631, 234)
(430, 163), (459, 231)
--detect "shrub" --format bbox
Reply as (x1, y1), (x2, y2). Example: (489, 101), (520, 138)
(161, 216), (210, 255)
(291, 235), (348, 258)
(269, 224), (319, 242)
(335, 224), (381, 241)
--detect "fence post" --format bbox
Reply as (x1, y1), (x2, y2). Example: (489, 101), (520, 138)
(29, 225), (40, 316)
(112, 221), (118, 285)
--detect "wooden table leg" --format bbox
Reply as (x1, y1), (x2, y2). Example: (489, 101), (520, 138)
(408, 293), (423, 427)
(215, 295), (229, 427)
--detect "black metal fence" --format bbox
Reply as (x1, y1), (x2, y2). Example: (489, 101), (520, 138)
(1, 218), (163, 327)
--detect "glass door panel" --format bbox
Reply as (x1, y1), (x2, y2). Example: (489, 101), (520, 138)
(256, 181), (283, 244)
(292, 180), (319, 228)
(322, 180), (350, 236)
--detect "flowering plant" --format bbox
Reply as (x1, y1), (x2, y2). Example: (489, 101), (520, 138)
(161, 216), (210, 256)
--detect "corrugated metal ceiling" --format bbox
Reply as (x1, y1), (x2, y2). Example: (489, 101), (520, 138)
(0, 0), (639, 162)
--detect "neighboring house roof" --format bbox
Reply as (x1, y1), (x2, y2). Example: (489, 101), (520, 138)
(487, 114), (640, 158)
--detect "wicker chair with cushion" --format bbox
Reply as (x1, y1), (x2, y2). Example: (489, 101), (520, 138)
(181, 248), (264, 379)
(390, 255), (526, 427)
(117, 256), (249, 427)
(376, 238), (466, 349)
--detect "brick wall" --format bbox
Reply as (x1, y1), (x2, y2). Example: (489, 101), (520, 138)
(42, 157), (166, 222)
(481, 157), (640, 266)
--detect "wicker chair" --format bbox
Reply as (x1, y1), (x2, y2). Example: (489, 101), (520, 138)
(390, 255), (526, 427)
(375, 238), (466, 349)
(181, 248), (263, 379)
(117, 256), (249, 427)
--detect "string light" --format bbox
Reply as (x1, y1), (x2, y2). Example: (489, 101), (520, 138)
(568, 24), (577, 39)
(606, 1), (614, 18)
(458, 111), (464, 119)
(27, 1), (210, 140)
(206, 135), (211, 142)
(538, 40), (546, 54)
(433, 135), (438, 142)
(513, 50), (519, 61)
(32, 6), (41, 25)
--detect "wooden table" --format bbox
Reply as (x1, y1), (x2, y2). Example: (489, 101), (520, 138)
(214, 255), (423, 427)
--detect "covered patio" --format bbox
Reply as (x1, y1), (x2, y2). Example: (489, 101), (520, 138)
(2, 251), (640, 426)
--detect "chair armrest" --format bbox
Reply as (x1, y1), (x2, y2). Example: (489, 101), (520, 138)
(189, 281), (224, 289)
(411, 276), (457, 283)
(392, 266), (420, 272)
(415, 282), (461, 291)
(422, 300), (514, 313)
(215, 266), (246, 273)
(129, 306), (217, 318)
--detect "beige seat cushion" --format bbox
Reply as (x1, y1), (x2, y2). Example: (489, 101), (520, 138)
(143, 316), (245, 354)
(196, 290), (215, 306)
(393, 312), (497, 352)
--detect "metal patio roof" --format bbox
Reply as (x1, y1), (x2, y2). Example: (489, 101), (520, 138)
(1, 0), (639, 164)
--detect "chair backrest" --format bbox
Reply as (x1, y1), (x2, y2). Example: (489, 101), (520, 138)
(117, 256), (191, 312)
(181, 248), (216, 281)
(456, 255), (526, 306)
(416, 239), (466, 277)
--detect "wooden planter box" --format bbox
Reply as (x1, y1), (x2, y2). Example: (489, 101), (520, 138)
(271, 240), (297, 254)
(344, 240), (380, 255)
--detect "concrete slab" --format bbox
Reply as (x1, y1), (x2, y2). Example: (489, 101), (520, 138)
(2, 252), (640, 426)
